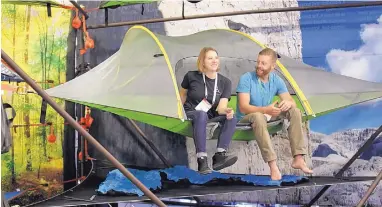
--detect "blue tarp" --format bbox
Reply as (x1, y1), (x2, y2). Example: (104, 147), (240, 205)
(97, 165), (308, 196)
(4, 191), (23, 200)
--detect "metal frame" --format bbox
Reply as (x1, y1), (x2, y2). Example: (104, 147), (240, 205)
(87, 1), (382, 29)
(306, 124), (382, 206)
(357, 170), (382, 207)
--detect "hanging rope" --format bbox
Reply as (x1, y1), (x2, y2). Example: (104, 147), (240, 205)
(79, 10), (95, 55)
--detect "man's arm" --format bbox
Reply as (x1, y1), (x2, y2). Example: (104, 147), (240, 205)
(237, 92), (267, 114)
(277, 76), (296, 110)
(279, 92), (296, 108)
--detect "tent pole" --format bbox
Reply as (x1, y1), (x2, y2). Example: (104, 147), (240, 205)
(306, 124), (382, 207)
(112, 114), (172, 168)
(126, 119), (173, 168)
(356, 170), (382, 207)
(87, 1), (382, 29)
(0, 50), (168, 207)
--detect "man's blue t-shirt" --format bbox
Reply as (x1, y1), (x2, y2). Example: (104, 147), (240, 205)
(235, 71), (289, 120)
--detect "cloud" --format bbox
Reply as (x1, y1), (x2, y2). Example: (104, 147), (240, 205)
(326, 15), (382, 83)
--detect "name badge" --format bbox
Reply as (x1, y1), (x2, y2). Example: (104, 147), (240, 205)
(195, 98), (212, 112)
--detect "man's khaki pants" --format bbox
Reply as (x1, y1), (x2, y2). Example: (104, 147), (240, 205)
(239, 108), (307, 162)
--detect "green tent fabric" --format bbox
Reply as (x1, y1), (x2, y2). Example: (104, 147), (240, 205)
(45, 25), (382, 140)
(99, 0), (158, 9)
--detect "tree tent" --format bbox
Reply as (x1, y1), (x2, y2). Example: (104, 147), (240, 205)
(45, 25), (382, 141)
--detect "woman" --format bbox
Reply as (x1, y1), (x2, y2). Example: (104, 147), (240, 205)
(179, 47), (238, 174)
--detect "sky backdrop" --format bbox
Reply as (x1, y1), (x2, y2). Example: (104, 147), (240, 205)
(298, 1), (382, 134)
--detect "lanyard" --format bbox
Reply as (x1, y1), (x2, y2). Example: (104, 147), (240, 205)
(203, 73), (218, 105)
(258, 78), (272, 106)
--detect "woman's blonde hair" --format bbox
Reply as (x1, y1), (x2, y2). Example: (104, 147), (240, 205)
(197, 47), (220, 73)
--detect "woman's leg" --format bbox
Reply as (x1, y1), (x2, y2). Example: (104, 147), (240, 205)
(216, 116), (237, 150)
(212, 116), (238, 171)
(186, 110), (212, 174)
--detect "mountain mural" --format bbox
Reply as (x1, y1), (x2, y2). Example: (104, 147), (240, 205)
(308, 128), (381, 206)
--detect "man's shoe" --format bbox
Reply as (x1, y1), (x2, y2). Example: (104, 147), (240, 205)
(212, 151), (238, 171)
(197, 156), (212, 174)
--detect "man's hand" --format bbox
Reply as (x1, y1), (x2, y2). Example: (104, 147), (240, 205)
(278, 100), (293, 112)
(265, 101), (281, 116)
(225, 108), (234, 120)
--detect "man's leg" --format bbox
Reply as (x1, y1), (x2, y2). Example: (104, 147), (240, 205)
(285, 108), (313, 174)
(240, 112), (281, 180)
(187, 110), (212, 174)
(212, 116), (238, 171)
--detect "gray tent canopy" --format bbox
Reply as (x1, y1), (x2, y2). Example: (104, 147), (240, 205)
(44, 25), (382, 140)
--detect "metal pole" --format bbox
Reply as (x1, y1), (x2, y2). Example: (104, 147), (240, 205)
(87, 1), (382, 29)
(306, 124), (382, 207)
(127, 118), (172, 167)
(1, 50), (167, 207)
(69, 0), (89, 20)
(356, 170), (382, 207)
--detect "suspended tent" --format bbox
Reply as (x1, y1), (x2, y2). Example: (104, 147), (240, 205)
(45, 25), (382, 141)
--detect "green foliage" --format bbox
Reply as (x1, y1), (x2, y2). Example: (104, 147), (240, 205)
(1, 2), (70, 205)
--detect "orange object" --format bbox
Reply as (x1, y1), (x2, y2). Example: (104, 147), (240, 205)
(1, 83), (18, 92)
(79, 13), (95, 55)
(72, 9), (82, 29)
(47, 125), (56, 143)
(84, 113), (94, 129)
(78, 151), (83, 160)
(78, 107), (94, 161)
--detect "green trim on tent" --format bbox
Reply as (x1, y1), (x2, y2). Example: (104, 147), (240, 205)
(99, 0), (158, 9)
(59, 94), (306, 141)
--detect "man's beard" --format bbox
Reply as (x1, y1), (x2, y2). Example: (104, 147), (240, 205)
(256, 67), (271, 78)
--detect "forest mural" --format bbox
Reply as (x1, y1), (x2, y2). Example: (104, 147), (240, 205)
(1, 2), (70, 205)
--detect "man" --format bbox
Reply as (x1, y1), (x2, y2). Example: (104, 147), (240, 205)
(236, 48), (313, 180)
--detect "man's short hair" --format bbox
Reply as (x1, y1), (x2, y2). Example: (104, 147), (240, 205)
(259, 48), (278, 62)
